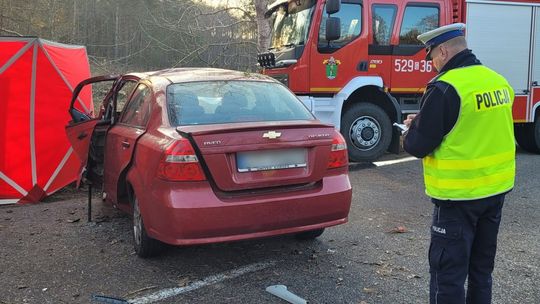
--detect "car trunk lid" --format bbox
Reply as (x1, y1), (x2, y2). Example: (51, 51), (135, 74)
(177, 120), (335, 192)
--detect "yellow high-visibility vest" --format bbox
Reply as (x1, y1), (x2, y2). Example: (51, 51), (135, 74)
(423, 65), (516, 200)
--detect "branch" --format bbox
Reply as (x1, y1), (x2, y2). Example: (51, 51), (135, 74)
(0, 27), (23, 36)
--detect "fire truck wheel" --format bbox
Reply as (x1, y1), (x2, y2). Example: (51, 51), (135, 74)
(515, 118), (540, 153)
(341, 103), (392, 162)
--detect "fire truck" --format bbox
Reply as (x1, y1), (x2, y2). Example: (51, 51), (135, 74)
(258, 0), (540, 162)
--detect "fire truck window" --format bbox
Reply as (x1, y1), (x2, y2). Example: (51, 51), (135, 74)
(372, 5), (397, 45)
(399, 5), (439, 45)
(318, 2), (362, 52)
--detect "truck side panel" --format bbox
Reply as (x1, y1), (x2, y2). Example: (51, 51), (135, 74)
(531, 7), (540, 121)
(466, 2), (532, 96)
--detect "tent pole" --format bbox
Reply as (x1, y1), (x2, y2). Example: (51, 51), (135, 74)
(88, 182), (92, 222)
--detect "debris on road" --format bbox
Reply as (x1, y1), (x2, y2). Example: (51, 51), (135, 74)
(362, 287), (376, 294)
(91, 294), (129, 303)
(67, 218), (80, 223)
(178, 277), (190, 287)
(266, 285), (308, 304)
(388, 226), (408, 234)
(123, 286), (158, 298)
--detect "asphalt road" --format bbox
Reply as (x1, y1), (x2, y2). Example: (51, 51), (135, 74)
(0, 149), (538, 304)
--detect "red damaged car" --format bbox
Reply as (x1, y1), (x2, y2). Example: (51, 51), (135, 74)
(66, 68), (352, 257)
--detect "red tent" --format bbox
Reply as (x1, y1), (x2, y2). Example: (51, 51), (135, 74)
(0, 37), (92, 204)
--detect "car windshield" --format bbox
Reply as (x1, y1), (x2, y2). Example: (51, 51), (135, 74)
(167, 81), (314, 126)
(269, 0), (316, 49)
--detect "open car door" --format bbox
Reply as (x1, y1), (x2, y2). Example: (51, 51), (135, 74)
(65, 75), (119, 184)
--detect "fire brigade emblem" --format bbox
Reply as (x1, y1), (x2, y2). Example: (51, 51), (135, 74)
(323, 57), (341, 80)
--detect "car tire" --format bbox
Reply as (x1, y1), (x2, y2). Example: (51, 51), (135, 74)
(132, 196), (164, 258)
(294, 228), (325, 240)
(515, 118), (540, 153)
(341, 103), (392, 162)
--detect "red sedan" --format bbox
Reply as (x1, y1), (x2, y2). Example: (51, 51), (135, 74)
(66, 68), (352, 257)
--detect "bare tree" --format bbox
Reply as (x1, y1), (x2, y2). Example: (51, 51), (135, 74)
(254, 0), (271, 52)
(0, 0), (266, 73)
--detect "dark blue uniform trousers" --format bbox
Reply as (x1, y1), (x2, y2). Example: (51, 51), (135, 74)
(429, 194), (505, 304)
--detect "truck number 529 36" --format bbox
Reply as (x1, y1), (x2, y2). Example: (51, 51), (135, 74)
(394, 59), (433, 73)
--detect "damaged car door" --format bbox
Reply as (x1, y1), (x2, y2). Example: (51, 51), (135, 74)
(103, 81), (152, 206)
(65, 75), (119, 185)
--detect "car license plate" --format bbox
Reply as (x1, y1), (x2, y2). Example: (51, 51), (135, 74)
(236, 149), (307, 172)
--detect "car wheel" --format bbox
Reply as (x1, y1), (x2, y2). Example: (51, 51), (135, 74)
(341, 103), (392, 162)
(515, 118), (540, 153)
(294, 228), (325, 240)
(132, 196), (164, 258)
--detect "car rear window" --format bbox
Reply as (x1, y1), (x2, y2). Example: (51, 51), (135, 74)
(166, 81), (314, 125)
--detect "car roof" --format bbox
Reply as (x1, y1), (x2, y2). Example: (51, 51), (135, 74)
(126, 68), (277, 84)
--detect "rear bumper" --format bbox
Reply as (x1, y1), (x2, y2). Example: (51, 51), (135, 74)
(142, 174), (352, 245)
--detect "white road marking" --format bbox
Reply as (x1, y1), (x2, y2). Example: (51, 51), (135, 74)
(373, 156), (418, 167)
(129, 261), (276, 304)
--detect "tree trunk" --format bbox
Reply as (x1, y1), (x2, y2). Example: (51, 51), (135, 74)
(254, 0), (271, 52)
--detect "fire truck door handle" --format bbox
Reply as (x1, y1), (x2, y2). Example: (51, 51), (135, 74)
(357, 61), (368, 71)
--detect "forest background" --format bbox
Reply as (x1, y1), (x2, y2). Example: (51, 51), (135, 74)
(0, 0), (272, 74)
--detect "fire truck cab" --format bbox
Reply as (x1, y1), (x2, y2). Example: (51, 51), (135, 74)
(259, 0), (540, 162)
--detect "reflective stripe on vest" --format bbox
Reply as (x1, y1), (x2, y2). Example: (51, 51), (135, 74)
(422, 65), (516, 200)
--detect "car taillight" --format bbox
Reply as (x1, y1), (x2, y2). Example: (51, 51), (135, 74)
(327, 132), (348, 169)
(157, 138), (206, 181)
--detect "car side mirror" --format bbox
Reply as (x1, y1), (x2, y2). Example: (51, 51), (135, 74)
(326, 17), (341, 42)
(326, 0), (341, 14)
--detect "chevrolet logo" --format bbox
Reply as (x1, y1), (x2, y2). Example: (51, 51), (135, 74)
(263, 131), (281, 139)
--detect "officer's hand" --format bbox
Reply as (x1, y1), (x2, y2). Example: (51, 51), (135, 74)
(403, 114), (417, 128)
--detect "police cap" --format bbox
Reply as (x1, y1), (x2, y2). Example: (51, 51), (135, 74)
(417, 23), (466, 60)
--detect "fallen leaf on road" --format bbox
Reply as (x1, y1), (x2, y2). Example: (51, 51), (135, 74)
(123, 285), (158, 298)
(67, 218), (80, 223)
(388, 226), (408, 234)
(363, 287), (376, 294)
(178, 277), (190, 287)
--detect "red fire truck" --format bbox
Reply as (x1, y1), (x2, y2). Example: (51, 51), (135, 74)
(258, 0), (540, 162)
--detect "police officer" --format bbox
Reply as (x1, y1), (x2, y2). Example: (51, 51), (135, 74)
(403, 23), (515, 304)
